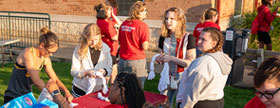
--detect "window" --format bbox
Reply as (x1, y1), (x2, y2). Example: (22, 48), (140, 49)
(118, 0), (143, 16)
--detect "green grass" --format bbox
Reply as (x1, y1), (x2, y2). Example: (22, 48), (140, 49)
(0, 62), (255, 107)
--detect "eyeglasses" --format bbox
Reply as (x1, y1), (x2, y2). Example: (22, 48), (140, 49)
(255, 88), (280, 99)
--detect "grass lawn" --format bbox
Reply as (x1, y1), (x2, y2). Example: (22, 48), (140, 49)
(0, 62), (255, 107)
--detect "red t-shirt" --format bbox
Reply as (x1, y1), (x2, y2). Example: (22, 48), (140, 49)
(193, 21), (220, 46)
(118, 19), (150, 60)
(244, 96), (266, 108)
(97, 19), (119, 56)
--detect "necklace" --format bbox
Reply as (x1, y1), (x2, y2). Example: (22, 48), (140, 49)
(90, 47), (95, 53)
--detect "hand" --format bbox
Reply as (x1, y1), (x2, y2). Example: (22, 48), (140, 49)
(85, 70), (96, 78)
(111, 7), (115, 17)
(155, 54), (164, 64)
(161, 55), (173, 63)
(65, 93), (73, 103)
(45, 79), (59, 93)
(97, 69), (106, 76)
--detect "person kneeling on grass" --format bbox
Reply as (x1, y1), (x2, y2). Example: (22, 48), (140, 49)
(244, 56), (280, 108)
(4, 27), (73, 104)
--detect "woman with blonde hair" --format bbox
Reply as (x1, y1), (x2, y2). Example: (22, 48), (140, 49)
(95, 2), (121, 85)
(70, 23), (112, 97)
(155, 7), (196, 106)
(193, 8), (220, 56)
(118, 1), (149, 88)
(176, 27), (232, 108)
(4, 27), (73, 104)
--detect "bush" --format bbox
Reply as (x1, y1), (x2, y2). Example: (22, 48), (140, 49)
(230, 3), (280, 51)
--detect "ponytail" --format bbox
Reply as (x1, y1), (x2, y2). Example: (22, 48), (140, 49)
(202, 27), (224, 54)
(200, 8), (218, 23)
(39, 27), (59, 48)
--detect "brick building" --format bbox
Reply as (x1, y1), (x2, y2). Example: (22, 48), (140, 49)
(0, 0), (268, 51)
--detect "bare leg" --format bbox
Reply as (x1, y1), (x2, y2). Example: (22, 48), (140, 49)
(266, 43), (272, 51)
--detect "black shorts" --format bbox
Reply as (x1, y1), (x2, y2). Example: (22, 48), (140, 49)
(257, 31), (271, 44)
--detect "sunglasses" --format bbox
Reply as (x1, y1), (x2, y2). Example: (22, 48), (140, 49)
(255, 88), (280, 99)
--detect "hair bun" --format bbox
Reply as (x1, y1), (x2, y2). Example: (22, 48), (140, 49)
(40, 27), (50, 35)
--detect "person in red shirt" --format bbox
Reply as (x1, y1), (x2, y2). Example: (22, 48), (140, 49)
(256, 0), (280, 51)
(118, 1), (149, 88)
(245, 56), (280, 108)
(95, 2), (121, 85)
(155, 7), (196, 107)
(193, 8), (220, 56)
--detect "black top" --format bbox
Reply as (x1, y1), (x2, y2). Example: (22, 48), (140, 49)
(89, 47), (101, 66)
(158, 34), (196, 50)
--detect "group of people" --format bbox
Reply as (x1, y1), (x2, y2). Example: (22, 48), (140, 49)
(3, 0), (280, 108)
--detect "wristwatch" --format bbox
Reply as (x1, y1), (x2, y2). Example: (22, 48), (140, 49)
(51, 90), (60, 97)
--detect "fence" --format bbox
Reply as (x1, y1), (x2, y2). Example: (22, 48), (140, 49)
(244, 48), (280, 76)
(0, 11), (51, 48)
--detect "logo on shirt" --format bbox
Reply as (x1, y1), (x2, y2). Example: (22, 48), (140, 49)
(121, 26), (135, 32)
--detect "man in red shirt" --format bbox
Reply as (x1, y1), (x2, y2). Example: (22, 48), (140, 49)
(118, 1), (149, 88)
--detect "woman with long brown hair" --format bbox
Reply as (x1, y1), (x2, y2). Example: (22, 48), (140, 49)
(118, 1), (149, 88)
(176, 27), (232, 108)
(70, 23), (112, 97)
(95, 2), (121, 85)
(4, 27), (73, 104)
(155, 7), (196, 106)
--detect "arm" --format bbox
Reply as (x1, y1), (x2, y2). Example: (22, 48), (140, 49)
(140, 24), (150, 51)
(45, 79), (71, 108)
(264, 7), (277, 23)
(142, 41), (149, 51)
(70, 47), (92, 78)
(111, 8), (122, 26)
(161, 48), (196, 68)
(24, 48), (45, 91)
(100, 49), (113, 77)
(44, 57), (73, 102)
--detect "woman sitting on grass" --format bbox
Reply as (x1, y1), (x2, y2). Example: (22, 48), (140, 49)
(70, 23), (112, 97)
(4, 27), (73, 104)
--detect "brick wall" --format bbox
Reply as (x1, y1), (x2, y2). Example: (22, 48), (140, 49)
(145, 0), (212, 22)
(243, 0), (255, 13)
(0, 0), (103, 16)
(0, 0), (212, 22)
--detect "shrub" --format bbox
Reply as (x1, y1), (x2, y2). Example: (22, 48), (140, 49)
(230, 3), (280, 51)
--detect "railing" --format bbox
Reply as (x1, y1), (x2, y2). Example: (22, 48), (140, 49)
(0, 11), (51, 48)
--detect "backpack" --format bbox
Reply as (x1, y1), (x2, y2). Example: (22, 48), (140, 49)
(251, 7), (266, 35)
